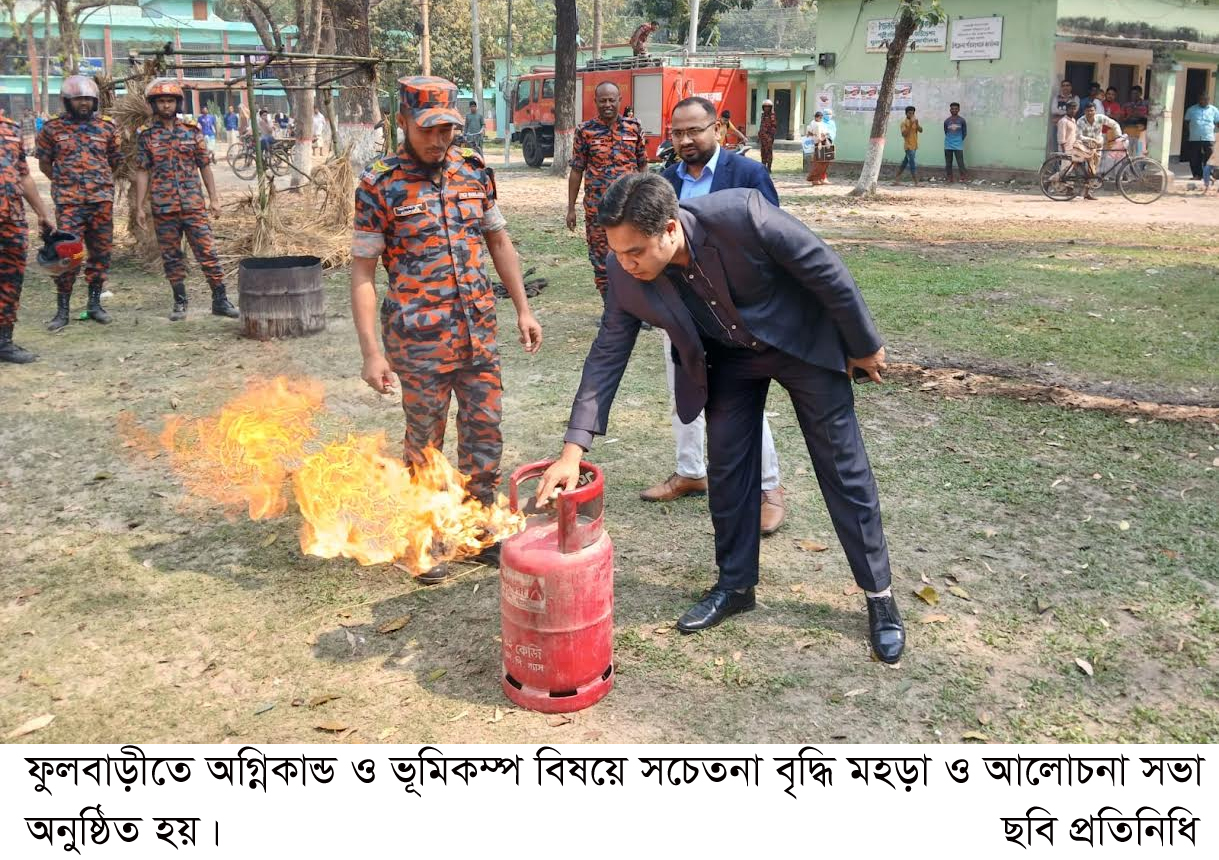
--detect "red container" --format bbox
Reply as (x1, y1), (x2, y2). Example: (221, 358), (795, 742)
(500, 461), (614, 713)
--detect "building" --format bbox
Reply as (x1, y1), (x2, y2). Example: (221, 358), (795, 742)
(810, 0), (1219, 175)
(0, 0), (289, 117)
(492, 42), (819, 143)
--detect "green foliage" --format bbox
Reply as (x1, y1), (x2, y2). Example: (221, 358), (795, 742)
(629, 0), (756, 46)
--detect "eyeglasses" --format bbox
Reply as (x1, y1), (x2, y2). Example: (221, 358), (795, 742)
(669, 121), (716, 141)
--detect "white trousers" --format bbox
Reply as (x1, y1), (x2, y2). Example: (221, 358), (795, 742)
(663, 332), (780, 489)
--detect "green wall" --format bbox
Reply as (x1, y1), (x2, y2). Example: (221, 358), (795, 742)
(812, 0), (1059, 171)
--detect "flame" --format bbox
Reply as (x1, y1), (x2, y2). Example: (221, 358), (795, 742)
(158, 376), (324, 520)
(147, 377), (524, 575)
(294, 433), (524, 571)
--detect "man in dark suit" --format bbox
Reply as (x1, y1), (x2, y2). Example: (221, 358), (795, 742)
(536, 173), (905, 663)
(640, 96), (788, 540)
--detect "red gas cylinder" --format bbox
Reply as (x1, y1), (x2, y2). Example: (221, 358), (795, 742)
(500, 461), (614, 713)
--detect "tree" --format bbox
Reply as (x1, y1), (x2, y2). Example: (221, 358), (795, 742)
(629, 0), (756, 47)
(850, 0), (944, 197)
(551, 0), (577, 175)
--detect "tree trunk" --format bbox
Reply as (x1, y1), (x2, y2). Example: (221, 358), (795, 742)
(851, 11), (917, 196)
(551, 0), (577, 176)
(471, 0), (484, 116)
(53, 0), (79, 74)
(328, 0), (381, 165)
(25, 22), (40, 112)
(420, 0), (431, 76)
(593, 0), (602, 58)
(39, 0), (50, 114)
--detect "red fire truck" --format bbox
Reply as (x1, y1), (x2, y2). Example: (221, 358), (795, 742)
(509, 57), (749, 167)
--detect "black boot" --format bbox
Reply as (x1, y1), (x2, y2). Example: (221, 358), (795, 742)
(47, 292), (70, 332)
(0, 324), (37, 364)
(210, 284), (239, 318)
(169, 283), (188, 321)
(86, 284), (111, 324)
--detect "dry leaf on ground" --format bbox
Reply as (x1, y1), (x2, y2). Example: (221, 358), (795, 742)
(947, 585), (972, 601)
(796, 539), (829, 552)
(376, 615), (411, 634)
(307, 693), (341, 708)
(914, 586), (940, 606)
(426, 668), (447, 682)
(546, 713), (574, 727)
(315, 721), (349, 733)
(6, 713), (54, 739)
(962, 731), (989, 742)
(919, 613), (949, 624)
(1075, 657), (1094, 677)
(259, 532), (279, 548)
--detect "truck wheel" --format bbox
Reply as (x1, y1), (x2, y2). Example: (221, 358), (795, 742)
(522, 130), (545, 168)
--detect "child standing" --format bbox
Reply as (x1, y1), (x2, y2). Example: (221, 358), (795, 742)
(895, 105), (922, 185)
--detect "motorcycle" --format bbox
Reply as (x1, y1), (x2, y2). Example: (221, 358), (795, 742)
(652, 139), (753, 172)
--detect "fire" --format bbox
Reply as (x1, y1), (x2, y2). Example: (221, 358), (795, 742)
(158, 376), (324, 520)
(148, 377), (524, 574)
(295, 433), (524, 570)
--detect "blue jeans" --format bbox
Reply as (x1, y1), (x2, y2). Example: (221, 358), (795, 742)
(1205, 164), (1215, 187)
(900, 149), (917, 174)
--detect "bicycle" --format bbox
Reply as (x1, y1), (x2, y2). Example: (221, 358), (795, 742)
(227, 135), (294, 180)
(1039, 138), (1167, 204)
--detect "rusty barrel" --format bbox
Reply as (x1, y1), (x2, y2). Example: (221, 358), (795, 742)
(238, 255), (325, 340)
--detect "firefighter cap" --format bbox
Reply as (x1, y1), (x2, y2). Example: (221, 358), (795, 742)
(397, 76), (465, 128)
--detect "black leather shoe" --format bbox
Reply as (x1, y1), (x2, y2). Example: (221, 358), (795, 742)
(676, 587), (755, 633)
(866, 593), (905, 664)
(416, 564), (456, 586)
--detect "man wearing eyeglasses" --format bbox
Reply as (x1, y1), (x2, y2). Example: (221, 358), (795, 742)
(639, 96), (788, 539)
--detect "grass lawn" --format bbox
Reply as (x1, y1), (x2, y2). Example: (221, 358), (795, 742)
(1, 174), (1215, 744)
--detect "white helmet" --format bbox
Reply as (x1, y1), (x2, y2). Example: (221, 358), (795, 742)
(61, 75), (100, 114)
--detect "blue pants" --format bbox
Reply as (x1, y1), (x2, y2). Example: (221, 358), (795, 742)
(704, 344), (892, 594)
(1204, 164), (1215, 187)
(899, 149), (917, 174)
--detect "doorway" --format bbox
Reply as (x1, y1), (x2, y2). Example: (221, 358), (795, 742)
(1064, 61), (1095, 101)
(773, 88), (792, 140)
(1180, 68), (1211, 160)
(1108, 64), (1136, 100)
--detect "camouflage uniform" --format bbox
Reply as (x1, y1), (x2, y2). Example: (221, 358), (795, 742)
(0, 116), (30, 331)
(35, 113), (120, 317)
(352, 78), (509, 505)
(135, 118), (230, 311)
(571, 115), (647, 296)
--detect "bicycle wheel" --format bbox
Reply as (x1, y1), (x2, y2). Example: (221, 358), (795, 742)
(1039, 155), (1079, 201)
(269, 150), (291, 177)
(1117, 156), (1167, 204)
(229, 146), (257, 181)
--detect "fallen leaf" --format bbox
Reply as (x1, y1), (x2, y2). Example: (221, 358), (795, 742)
(1160, 549), (1178, 560)
(789, 584), (804, 593)
(307, 693), (341, 708)
(487, 708), (503, 724)
(977, 710), (993, 726)
(919, 573), (930, 585)
(290, 698), (305, 707)
(472, 583), (480, 596)
(91, 472), (112, 482)
(919, 613), (949, 624)
(6, 714), (55, 739)
(844, 688), (867, 698)
(253, 702), (275, 716)
(982, 527), (997, 538)
(259, 532), (279, 548)
(376, 614), (411, 634)
(914, 586), (940, 606)
(426, 668), (447, 682)
(731, 651), (742, 662)
(446, 709), (470, 722)
(546, 713), (574, 727)
(1036, 597), (1053, 615)
(947, 585), (972, 601)
(653, 626), (671, 636)
(16, 586), (41, 600)
(1118, 521), (1131, 531)
(1075, 657), (1094, 677)
(170, 396), (182, 410)
(714, 657), (725, 666)
(17, 669), (32, 682)
(961, 731), (989, 742)
(314, 721), (349, 733)
(843, 583), (863, 596)
(378, 727), (399, 740)
(796, 539), (829, 552)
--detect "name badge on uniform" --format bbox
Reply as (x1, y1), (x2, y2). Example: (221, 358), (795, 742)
(393, 203), (426, 218)
(457, 191), (486, 201)
(622, 136), (639, 142)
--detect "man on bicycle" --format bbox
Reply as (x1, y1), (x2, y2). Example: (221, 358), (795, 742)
(1057, 102), (1120, 201)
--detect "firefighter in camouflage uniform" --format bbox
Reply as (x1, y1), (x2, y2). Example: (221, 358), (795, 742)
(0, 112), (55, 364)
(350, 76), (543, 581)
(35, 74), (121, 330)
(133, 78), (238, 321)
(566, 81), (648, 299)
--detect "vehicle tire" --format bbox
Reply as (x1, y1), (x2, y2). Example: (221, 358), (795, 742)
(1117, 156), (1167, 204)
(230, 146), (257, 181)
(522, 130), (545, 168)
(1039, 155), (1079, 201)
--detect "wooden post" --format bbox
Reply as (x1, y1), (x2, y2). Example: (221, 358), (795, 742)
(244, 55), (268, 208)
(420, 0), (431, 76)
(503, 0), (513, 165)
(471, 0), (484, 116)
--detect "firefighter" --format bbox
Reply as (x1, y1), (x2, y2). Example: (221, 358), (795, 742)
(350, 76), (543, 582)
(0, 112), (55, 363)
(133, 78), (238, 321)
(565, 81), (648, 300)
(35, 74), (121, 330)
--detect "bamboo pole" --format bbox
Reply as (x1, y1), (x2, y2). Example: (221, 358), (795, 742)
(244, 55), (268, 211)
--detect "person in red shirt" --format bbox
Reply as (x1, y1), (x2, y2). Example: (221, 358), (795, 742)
(1102, 87), (1123, 121)
(630, 21), (660, 56)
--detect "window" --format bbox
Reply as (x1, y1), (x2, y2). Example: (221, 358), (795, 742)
(193, 0), (208, 21)
(516, 80), (532, 111)
(541, 78), (554, 99)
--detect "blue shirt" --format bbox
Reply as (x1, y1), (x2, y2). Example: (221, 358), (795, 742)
(943, 115), (967, 150)
(198, 113), (216, 136)
(1185, 104), (1219, 142)
(676, 145), (721, 200)
(224, 112), (239, 131)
